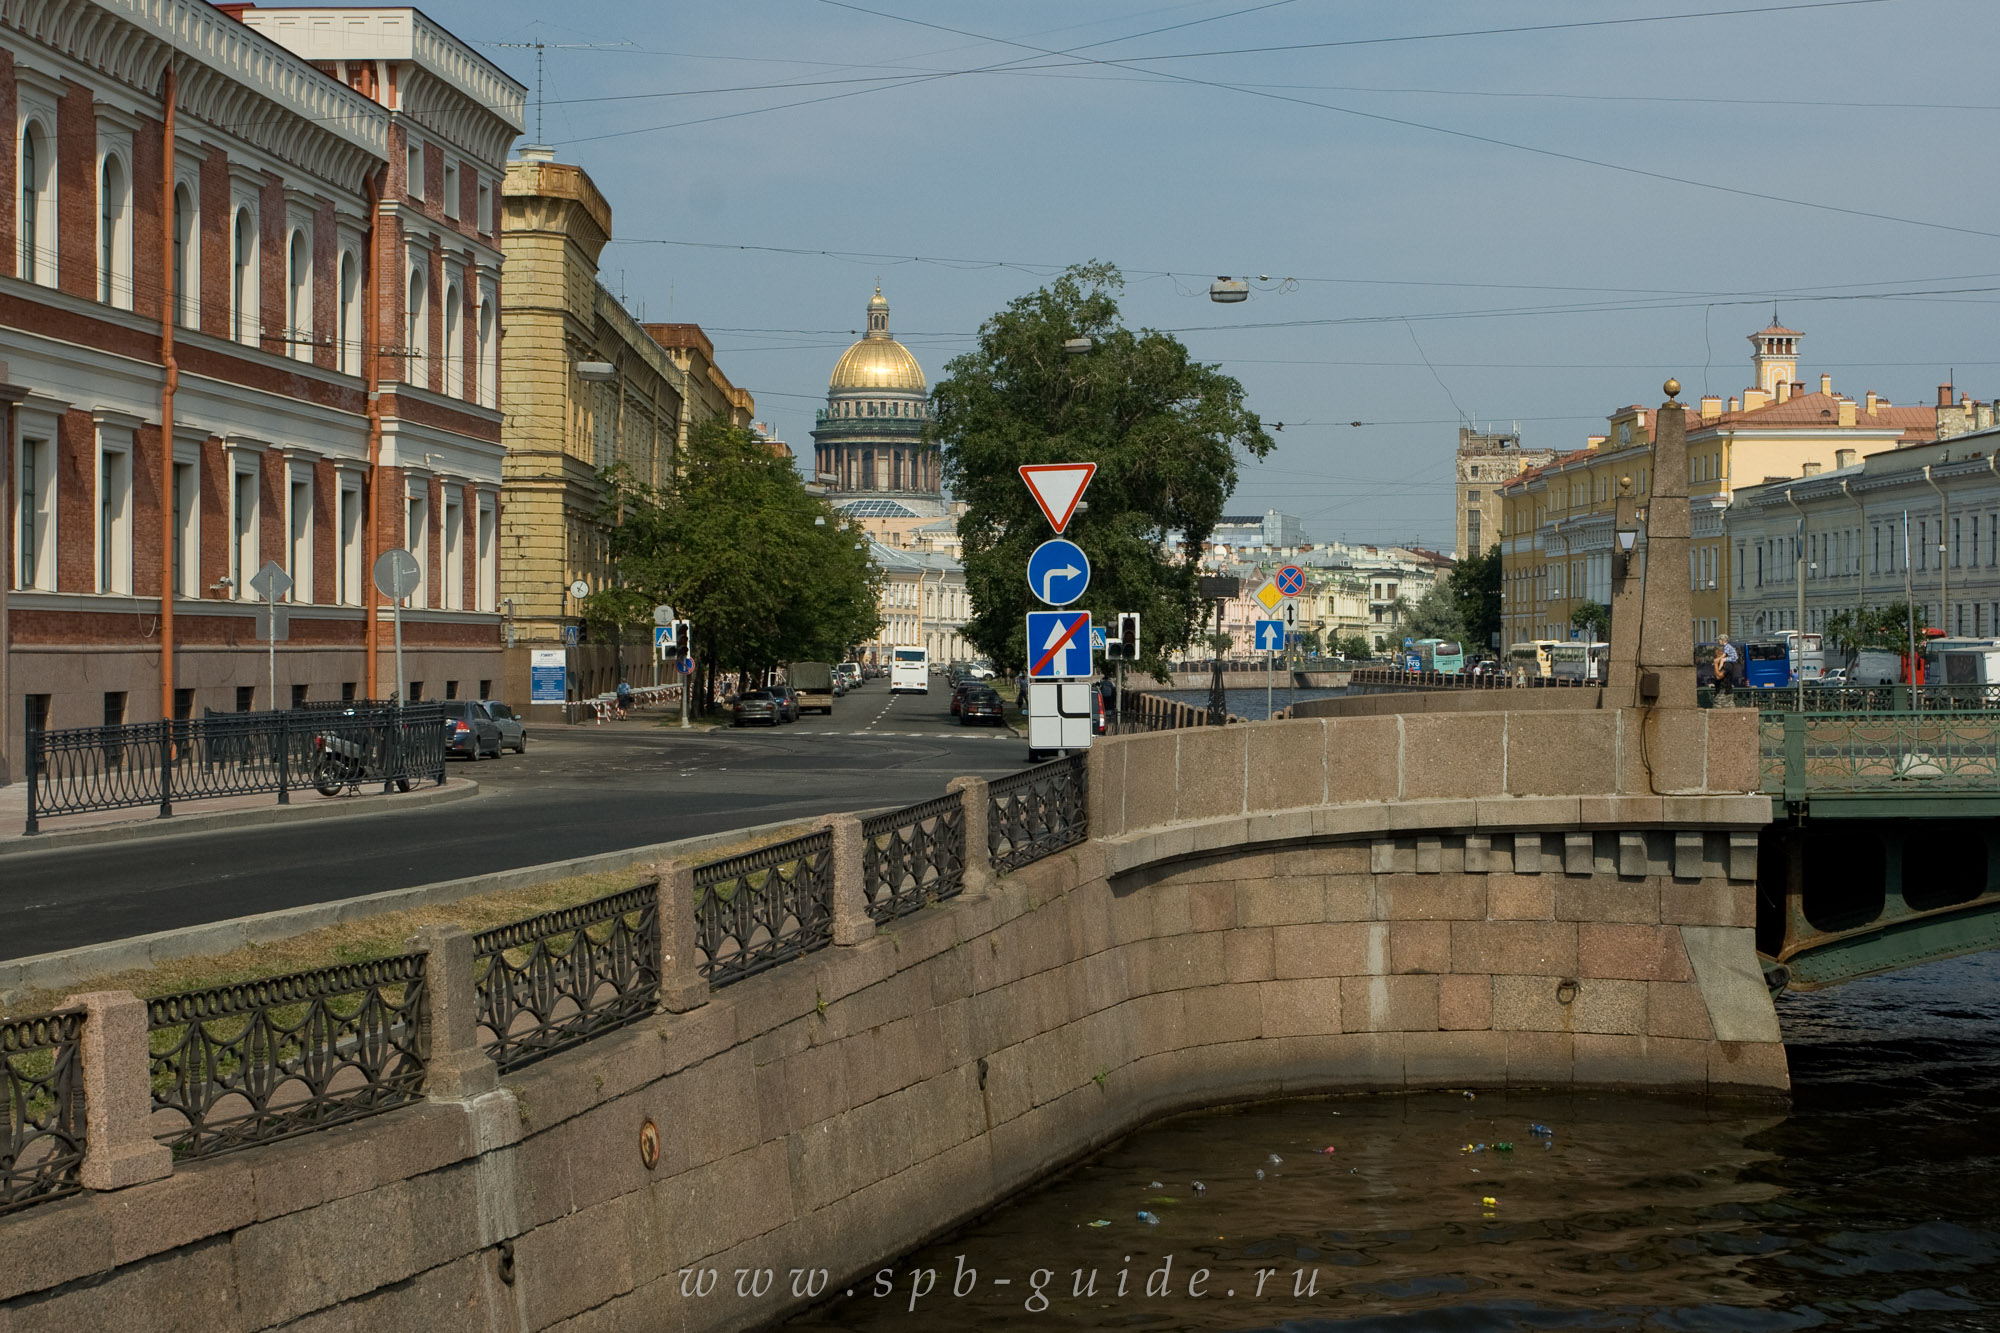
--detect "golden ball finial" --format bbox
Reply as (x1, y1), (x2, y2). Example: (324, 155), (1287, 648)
(1664, 377), (1682, 400)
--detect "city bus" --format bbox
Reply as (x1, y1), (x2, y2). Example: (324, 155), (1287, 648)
(1508, 641), (1559, 680)
(1413, 638), (1464, 674)
(1741, 640), (1793, 688)
(890, 646), (929, 694)
(1775, 630), (1825, 683)
(1550, 641), (1609, 683)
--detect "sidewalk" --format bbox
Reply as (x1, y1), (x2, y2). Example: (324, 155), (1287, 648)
(0, 774), (479, 855)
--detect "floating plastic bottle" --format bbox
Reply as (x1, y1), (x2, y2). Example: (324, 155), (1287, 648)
(1137, 1211), (1160, 1226)
(1529, 1123), (1552, 1137)
(1268, 1154), (1284, 1165)
(1495, 1142), (1514, 1152)
(1255, 1169), (1266, 1181)
(1148, 1181), (1162, 1189)
(1192, 1181), (1207, 1194)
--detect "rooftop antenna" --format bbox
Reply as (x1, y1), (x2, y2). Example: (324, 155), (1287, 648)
(481, 37), (631, 146)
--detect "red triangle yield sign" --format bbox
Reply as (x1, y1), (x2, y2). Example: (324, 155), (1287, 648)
(1018, 463), (1097, 534)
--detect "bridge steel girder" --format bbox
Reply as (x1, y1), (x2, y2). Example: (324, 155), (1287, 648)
(1778, 891), (2000, 990)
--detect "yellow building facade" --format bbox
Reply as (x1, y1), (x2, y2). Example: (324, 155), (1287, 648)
(1501, 324), (1953, 650)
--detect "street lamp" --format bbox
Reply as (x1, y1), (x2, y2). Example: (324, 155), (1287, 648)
(1615, 524), (1638, 577)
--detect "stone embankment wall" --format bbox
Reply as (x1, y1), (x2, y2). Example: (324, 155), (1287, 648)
(0, 710), (1780, 1332)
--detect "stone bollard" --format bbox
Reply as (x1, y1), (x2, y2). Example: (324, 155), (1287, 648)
(62, 990), (173, 1191)
(653, 861), (709, 1013)
(947, 776), (995, 898)
(820, 812), (876, 946)
(411, 925), (498, 1101)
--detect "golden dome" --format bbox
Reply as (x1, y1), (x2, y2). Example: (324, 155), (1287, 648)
(828, 287), (926, 394)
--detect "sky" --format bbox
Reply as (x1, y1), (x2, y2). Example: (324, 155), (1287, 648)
(433, 0), (2000, 550)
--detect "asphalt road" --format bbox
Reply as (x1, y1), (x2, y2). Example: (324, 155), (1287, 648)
(2, 682), (1028, 956)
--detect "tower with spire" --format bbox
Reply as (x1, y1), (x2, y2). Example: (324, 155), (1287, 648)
(811, 287), (948, 516)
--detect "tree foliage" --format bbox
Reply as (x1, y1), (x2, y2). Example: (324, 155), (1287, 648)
(1570, 601), (1611, 637)
(1336, 634), (1375, 661)
(1448, 545), (1503, 650)
(1823, 602), (1925, 656)
(590, 421), (880, 691)
(933, 263), (1274, 674)
(1402, 583), (1466, 643)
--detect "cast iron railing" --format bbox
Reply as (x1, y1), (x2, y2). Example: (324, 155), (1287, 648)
(693, 830), (835, 988)
(988, 754), (1089, 872)
(473, 885), (660, 1072)
(146, 954), (429, 1158)
(1761, 710), (2000, 800)
(1, 1009), (85, 1217)
(1718, 683), (2000, 712)
(861, 792), (966, 921)
(23, 703), (446, 833)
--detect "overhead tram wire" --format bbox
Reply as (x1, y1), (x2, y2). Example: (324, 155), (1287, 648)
(813, 0), (2000, 245)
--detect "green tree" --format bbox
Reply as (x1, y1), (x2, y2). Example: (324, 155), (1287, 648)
(1448, 544), (1503, 651)
(1336, 634), (1374, 661)
(1824, 602), (1924, 656)
(594, 421), (880, 709)
(1403, 582), (1467, 643)
(934, 263), (1274, 675)
(1570, 601), (1611, 639)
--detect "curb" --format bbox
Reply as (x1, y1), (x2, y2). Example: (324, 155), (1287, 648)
(0, 777), (481, 858)
(0, 814), (821, 1005)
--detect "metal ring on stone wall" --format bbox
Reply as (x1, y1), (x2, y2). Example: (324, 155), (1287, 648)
(1555, 979), (1579, 1005)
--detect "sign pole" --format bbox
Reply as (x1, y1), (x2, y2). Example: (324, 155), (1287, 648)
(267, 593), (277, 712)
(1267, 634), (1274, 719)
(393, 591), (405, 704)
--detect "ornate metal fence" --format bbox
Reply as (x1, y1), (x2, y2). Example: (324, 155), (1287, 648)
(474, 885), (660, 1072)
(989, 754), (1089, 872)
(24, 703), (446, 832)
(1726, 683), (2000, 713)
(1762, 711), (2000, 799)
(861, 792), (966, 921)
(146, 954), (429, 1158)
(693, 830), (835, 988)
(1, 1009), (85, 1216)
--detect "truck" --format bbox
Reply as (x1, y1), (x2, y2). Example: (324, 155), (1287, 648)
(786, 661), (836, 715)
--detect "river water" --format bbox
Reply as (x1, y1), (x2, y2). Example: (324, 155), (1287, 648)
(787, 951), (2000, 1331)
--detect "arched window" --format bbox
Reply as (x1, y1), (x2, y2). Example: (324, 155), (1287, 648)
(172, 184), (196, 328)
(476, 285), (496, 407)
(19, 122), (53, 285)
(287, 230), (312, 361)
(442, 283), (462, 397)
(405, 262), (428, 385)
(99, 154), (133, 307)
(231, 208), (257, 343)
(337, 252), (360, 375)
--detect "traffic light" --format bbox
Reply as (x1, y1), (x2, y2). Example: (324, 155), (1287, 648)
(674, 621), (692, 656)
(1106, 612), (1140, 660)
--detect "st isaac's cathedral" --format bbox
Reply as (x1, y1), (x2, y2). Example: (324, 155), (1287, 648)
(811, 288), (951, 525)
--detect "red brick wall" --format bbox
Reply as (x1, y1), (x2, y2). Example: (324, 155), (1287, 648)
(259, 176), (284, 354)
(200, 439), (227, 592)
(313, 197), (337, 369)
(199, 149), (231, 338)
(426, 245), (443, 393)
(460, 482), (478, 610)
(0, 49), (16, 268)
(131, 114), (164, 322)
(132, 425), (163, 597)
(55, 80), (94, 300)
(313, 460), (337, 604)
(426, 474), (443, 607)
(258, 449), (282, 583)
(56, 410), (93, 593)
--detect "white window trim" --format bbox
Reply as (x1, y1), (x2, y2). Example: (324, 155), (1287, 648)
(335, 468), (365, 606)
(17, 106), (57, 288)
(476, 178), (492, 235)
(13, 401), (63, 591)
(93, 412), (140, 595)
(404, 475), (431, 610)
(171, 434), (203, 599)
(226, 443), (265, 599)
(405, 251), (430, 386)
(475, 276), (499, 408)
(442, 157), (459, 219)
(285, 219), (314, 362)
(96, 134), (135, 310)
(441, 276), (464, 399)
(475, 491), (498, 612)
(336, 245), (363, 376)
(406, 139), (424, 201)
(172, 171), (201, 329)
(440, 486), (464, 610)
(231, 197), (261, 346)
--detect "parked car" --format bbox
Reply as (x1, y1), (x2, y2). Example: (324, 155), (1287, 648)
(831, 675), (848, 699)
(773, 686), (801, 723)
(440, 700), (503, 759)
(958, 686), (1005, 726)
(732, 690), (780, 727)
(950, 679), (986, 716)
(479, 700), (528, 753)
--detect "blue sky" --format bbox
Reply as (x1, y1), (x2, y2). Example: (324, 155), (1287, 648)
(436, 0), (2000, 549)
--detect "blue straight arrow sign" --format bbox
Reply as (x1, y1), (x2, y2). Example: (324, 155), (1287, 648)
(1255, 619), (1285, 651)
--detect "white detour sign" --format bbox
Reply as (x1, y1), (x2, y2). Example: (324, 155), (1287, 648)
(1028, 680), (1094, 752)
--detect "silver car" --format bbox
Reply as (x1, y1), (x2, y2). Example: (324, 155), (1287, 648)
(479, 700), (528, 753)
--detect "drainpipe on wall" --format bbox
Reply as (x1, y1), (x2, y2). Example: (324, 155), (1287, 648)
(363, 167), (384, 698)
(0, 374), (23, 786)
(1923, 463), (1949, 634)
(157, 63), (179, 728)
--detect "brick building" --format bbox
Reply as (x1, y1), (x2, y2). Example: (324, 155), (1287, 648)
(1, 1), (523, 782)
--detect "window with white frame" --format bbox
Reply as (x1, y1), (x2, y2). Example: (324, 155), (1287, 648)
(477, 179), (492, 234)
(287, 470), (313, 603)
(476, 280), (498, 407)
(476, 495), (496, 610)
(405, 140), (423, 199)
(286, 227), (313, 361)
(172, 182), (199, 328)
(337, 250), (361, 374)
(442, 159), (459, 218)
(442, 280), (463, 398)
(230, 461), (260, 596)
(442, 491), (464, 609)
(171, 451), (199, 598)
(96, 427), (134, 594)
(19, 119), (55, 285)
(337, 479), (363, 605)
(406, 488), (430, 608)
(15, 430), (55, 589)
(405, 258), (429, 385)
(98, 152), (133, 308)
(231, 205), (259, 344)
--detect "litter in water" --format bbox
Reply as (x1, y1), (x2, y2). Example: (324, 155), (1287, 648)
(1137, 1211), (1160, 1226)
(1192, 1182), (1206, 1194)
(1462, 1142), (1487, 1154)
(1529, 1124), (1553, 1137)
(1268, 1154), (1283, 1165)
(1481, 1196), (1498, 1207)
(1148, 1181), (1162, 1189)
(1087, 1220), (1111, 1228)
(1495, 1142), (1514, 1152)
(1255, 1169), (1266, 1181)
(1316, 1146), (1337, 1155)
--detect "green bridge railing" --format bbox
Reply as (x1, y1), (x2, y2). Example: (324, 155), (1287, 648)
(1760, 710), (2000, 801)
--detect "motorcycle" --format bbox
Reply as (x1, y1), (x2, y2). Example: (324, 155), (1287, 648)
(311, 715), (415, 797)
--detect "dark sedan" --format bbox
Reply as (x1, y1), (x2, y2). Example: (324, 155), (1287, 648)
(440, 700), (503, 759)
(958, 686), (1005, 726)
(732, 690), (780, 727)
